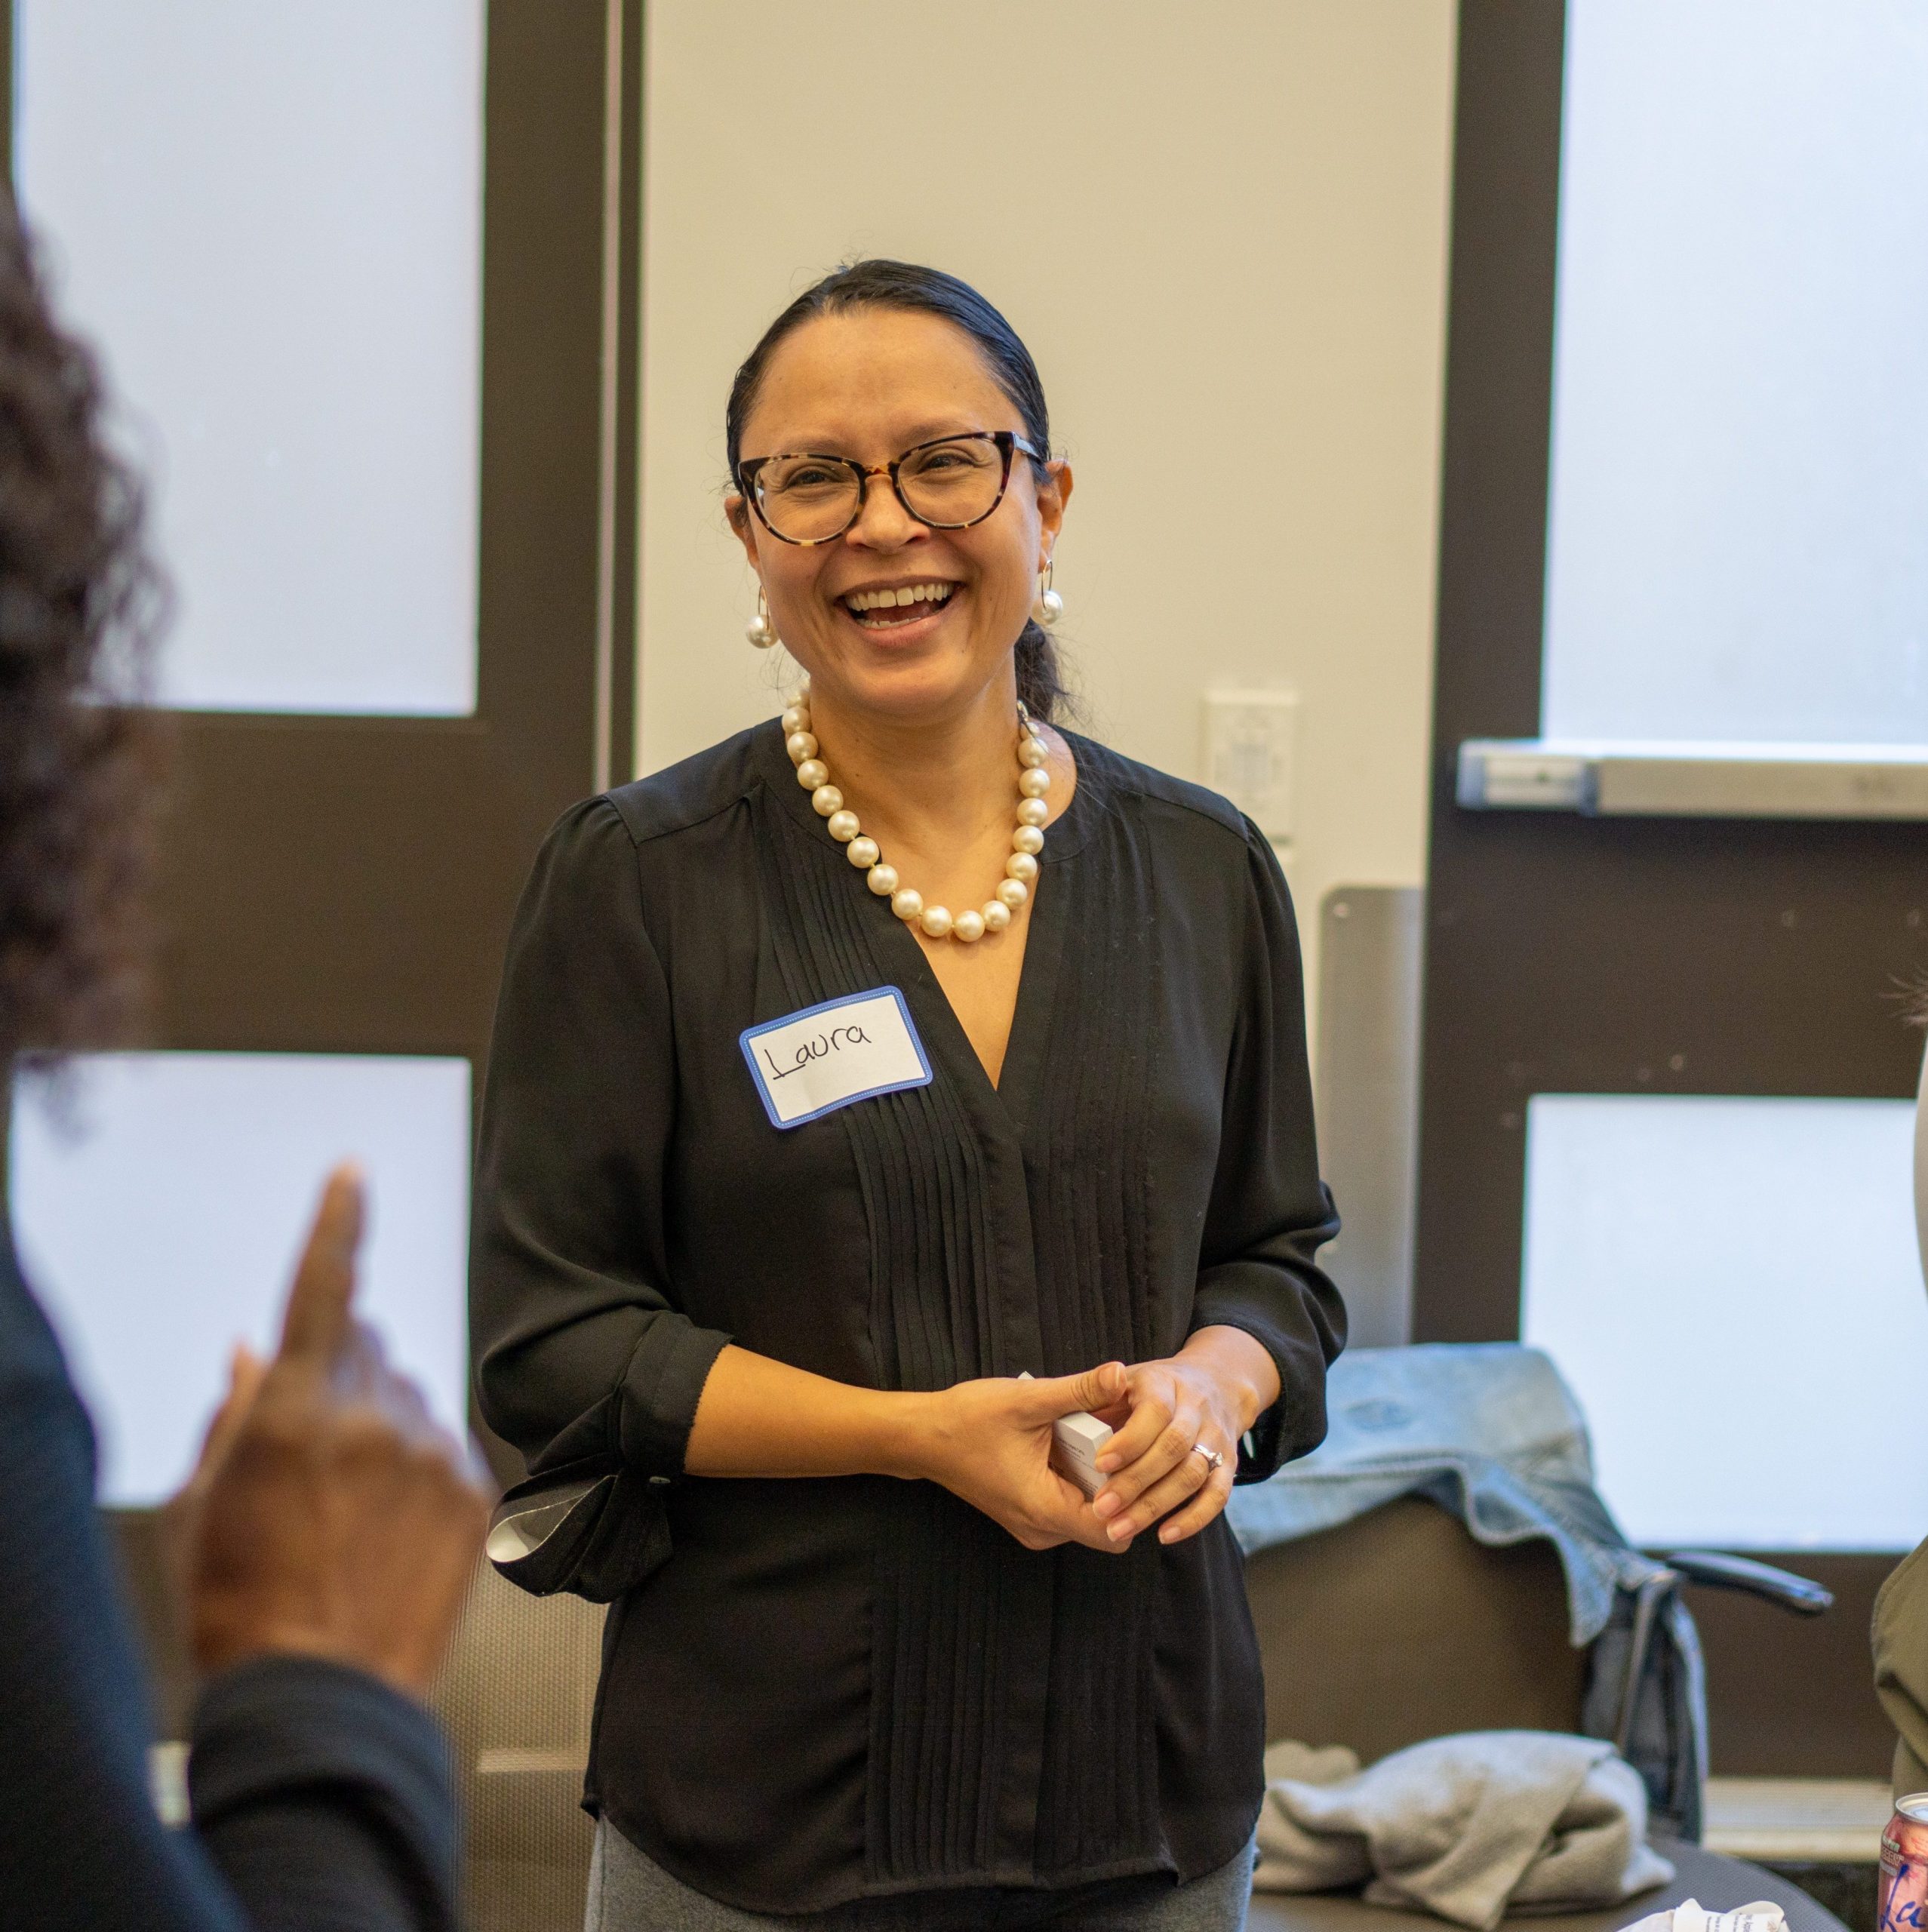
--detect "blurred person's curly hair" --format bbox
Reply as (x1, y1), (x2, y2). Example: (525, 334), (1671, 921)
(0, 192), (163, 1063)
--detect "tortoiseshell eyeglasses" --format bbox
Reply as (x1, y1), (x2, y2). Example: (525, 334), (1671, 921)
(736, 430), (1045, 546)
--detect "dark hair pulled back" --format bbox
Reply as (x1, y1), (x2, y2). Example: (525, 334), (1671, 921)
(726, 259), (1069, 724)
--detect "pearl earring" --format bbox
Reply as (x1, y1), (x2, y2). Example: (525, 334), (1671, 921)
(1032, 561), (1062, 629)
(747, 586), (779, 650)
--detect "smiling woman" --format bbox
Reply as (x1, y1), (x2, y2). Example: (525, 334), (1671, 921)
(470, 260), (1345, 1931)
(727, 261), (1069, 720)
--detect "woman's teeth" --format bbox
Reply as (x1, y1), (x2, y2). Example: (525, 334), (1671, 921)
(843, 582), (955, 626)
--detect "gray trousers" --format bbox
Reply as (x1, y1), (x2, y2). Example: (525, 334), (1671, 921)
(587, 1821), (1256, 1932)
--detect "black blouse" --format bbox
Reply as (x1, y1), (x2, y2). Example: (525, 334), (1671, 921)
(471, 720), (1343, 1914)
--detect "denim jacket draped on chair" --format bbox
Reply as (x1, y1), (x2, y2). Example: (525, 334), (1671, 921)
(1225, 1344), (1708, 1842)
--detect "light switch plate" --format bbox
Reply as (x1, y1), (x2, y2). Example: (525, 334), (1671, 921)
(1203, 690), (1299, 838)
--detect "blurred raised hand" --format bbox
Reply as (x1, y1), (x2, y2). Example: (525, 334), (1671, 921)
(174, 1165), (488, 1699)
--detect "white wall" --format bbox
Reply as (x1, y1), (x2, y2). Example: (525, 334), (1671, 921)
(638, 1), (1456, 1042)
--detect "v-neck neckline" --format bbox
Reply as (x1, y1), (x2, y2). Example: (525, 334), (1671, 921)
(756, 716), (1097, 1133)
(880, 833), (1068, 1122)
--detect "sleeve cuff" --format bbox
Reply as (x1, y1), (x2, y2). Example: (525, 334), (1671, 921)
(1189, 1278), (1333, 1484)
(617, 1318), (732, 1475)
(189, 1654), (456, 1896)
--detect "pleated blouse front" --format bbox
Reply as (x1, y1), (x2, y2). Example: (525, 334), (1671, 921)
(470, 718), (1344, 1914)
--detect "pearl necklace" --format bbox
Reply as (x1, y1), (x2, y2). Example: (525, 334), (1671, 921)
(780, 685), (1051, 943)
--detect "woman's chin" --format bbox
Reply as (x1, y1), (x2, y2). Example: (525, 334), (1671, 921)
(806, 632), (1001, 721)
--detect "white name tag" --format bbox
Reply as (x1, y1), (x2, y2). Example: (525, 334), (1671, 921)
(740, 986), (933, 1129)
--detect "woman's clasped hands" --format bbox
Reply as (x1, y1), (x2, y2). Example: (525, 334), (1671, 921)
(915, 1325), (1278, 1555)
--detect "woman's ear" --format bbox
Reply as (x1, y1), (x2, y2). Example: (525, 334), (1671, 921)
(1036, 459), (1073, 558)
(725, 493), (759, 568)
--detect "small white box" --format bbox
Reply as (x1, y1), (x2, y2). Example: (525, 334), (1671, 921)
(1017, 1374), (1116, 1500)
(1050, 1410), (1115, 1500)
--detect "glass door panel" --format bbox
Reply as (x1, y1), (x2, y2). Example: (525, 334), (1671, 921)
(1521, 1092), (1928, 1549)
(15, 0), (483, 715)
(1459, 1), (1928, 820)
(1544, 0), (1928, 749)
(13, 1053), (472, 1505)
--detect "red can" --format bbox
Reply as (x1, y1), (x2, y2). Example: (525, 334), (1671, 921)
(1880, 1795), (1928, 1932)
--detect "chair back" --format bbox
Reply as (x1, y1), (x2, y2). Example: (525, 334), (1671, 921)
(430, 1563), (604, 1932)
(1244, 1496), (1587, 1763)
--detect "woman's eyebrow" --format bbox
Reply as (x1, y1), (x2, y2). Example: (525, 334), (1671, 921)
(894, 420), (998, 444)
(752, 420), (1001, 457)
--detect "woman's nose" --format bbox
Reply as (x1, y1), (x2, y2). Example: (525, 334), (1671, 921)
(847, 471), (921, 549)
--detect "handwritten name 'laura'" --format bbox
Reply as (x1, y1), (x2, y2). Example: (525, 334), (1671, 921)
(761, 1023), (874, 1081)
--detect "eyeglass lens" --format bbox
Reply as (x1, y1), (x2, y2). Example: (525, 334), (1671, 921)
(755, 437), (1006, 542)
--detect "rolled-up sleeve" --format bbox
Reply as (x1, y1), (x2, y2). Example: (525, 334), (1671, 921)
(472, 798), (731, 1480)
(1188, 821), (1345, 1481)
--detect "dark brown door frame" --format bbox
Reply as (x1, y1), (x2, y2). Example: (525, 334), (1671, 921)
(4, 1), (640, 1059)
(1416, 0), (1920, 1775)
(0, 0), (644, 1070)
